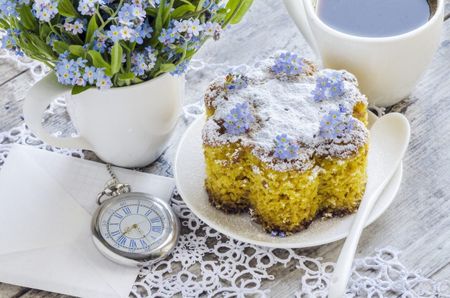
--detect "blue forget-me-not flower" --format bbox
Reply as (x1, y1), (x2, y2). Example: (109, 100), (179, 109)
(223, 102), (255, 135)
(273, 134), (299, 160)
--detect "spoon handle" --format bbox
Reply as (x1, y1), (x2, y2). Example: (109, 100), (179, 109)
(329, 113), (410, 297)
(328, 185), (386, 298)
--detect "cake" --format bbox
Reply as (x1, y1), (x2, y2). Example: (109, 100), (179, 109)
(202, 52), (369, 235)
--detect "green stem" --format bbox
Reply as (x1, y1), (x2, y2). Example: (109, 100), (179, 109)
(163, 0), (176, 23)
(97, 0), (124, 32)
(126, 50), (131, 72)
(176, 8), (208, 20)
(95, 10), (106, 26)
(48, 22), (63, 39)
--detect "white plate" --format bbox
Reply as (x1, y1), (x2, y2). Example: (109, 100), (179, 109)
(174, 112), (403, 248)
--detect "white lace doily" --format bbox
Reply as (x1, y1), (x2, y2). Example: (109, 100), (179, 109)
(0, 52), (449, 298)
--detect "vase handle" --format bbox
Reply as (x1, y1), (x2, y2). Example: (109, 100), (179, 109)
(23, 73), (93, 150)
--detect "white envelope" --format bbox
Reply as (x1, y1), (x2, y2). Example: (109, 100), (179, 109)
(0, 144), (176, 298)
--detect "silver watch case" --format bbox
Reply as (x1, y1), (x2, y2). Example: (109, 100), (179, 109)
(91, 192), (179, 267)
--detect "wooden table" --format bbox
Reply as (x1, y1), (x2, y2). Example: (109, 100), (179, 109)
(1, 1), (449, 297)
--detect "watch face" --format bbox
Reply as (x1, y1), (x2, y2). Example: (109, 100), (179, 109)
(97, 194), (168, 255)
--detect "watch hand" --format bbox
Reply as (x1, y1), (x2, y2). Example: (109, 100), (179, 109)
(135, 225), (152, 242)
(123, 225), (134, 235)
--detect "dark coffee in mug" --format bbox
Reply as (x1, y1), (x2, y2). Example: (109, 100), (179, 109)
(317, 0), (434, 37)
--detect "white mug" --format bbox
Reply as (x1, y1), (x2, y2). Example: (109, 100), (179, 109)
(23, 73), (184, 168)
(283, 0), (444, 106)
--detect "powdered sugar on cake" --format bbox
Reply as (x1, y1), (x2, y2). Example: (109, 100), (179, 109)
(202, 56), (369, 172)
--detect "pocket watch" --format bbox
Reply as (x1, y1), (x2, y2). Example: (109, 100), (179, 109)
(91, 165), (179, 267)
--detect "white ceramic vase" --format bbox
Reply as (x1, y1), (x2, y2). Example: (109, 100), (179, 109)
(23, 73), (184, 168)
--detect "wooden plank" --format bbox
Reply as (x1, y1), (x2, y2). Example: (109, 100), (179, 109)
(400, 216), (450, 277)
(0, 58), (28, 86)
(0, 283), (29, 297)
(0, 70), (36, 131)
(431, 264), (450, 283)
(19, 290), (71, 298)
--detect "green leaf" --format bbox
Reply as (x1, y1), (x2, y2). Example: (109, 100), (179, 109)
(87, 50), (111, 75)
(26, 33), (56, 60)
(53, 40), (69, 54)
(0, 18), (10, 29)
(163, 0), (175, 23)
(154, 0), (165, 36)
(85, 16), (98, 43)
(156, 63), (176, 75)
(18, 5), (37, 30)
(118, 72), (135, 80)
(145, 8), (157, 17)
(196, 0), (206, 11)
(117, 72), (136, 86)
(225, 0), (254, 25)
(171, 4), (196, 18)
(178, 0), (194, 5)
(72, 85), (92, 95)
(40, 24), (52, 41)
(110, 42), (123, 75)
(58, 0), (79, 18)
(68, 45), (85, 57)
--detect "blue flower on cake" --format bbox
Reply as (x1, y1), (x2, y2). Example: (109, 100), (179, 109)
(271, 52), (305, 76)
(224, 103), (255, 135)
(312, 71), (345, 102)
(319, 109), (356, 140)
(225, 73), (249, 91)
(274, 134), (299, 160)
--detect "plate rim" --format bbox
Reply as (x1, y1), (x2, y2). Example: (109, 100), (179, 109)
(174, 112), (403, 248)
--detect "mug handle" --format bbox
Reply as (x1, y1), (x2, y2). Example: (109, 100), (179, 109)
(23, 73), (93, 150)
(283, 0), (320, 56)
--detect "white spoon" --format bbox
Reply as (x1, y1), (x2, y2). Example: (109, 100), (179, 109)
(328, 113), (411, 298)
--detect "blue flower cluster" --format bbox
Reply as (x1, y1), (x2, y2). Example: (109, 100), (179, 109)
(271, 230), (286, 237)
(32, 0), (58, 22)
(159, 19), (222, 45)
(107, 19), (153, 44)
(171, 60), (191, 76)
(55, 53), (112, 89)
(273, 134), (299, 160)
(271, 52), (305, 76)
(1, 29), (22, 56)
(319, 109), (356, 140)
(203, 0), (223, 13)
(131, 47), (157, 77)
(223, 103), (255, 135)
(0, 0), (22, 18)
(64, 18), (86, 35)
(224, 73), (249, 91)
(0, 0), (248, 91)
(157, 18), (222, 75)
(78, 0), (110, 16)
(312, 72), (345, 102)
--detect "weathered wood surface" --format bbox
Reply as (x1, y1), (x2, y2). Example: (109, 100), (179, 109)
(0, 0), (449, 297)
